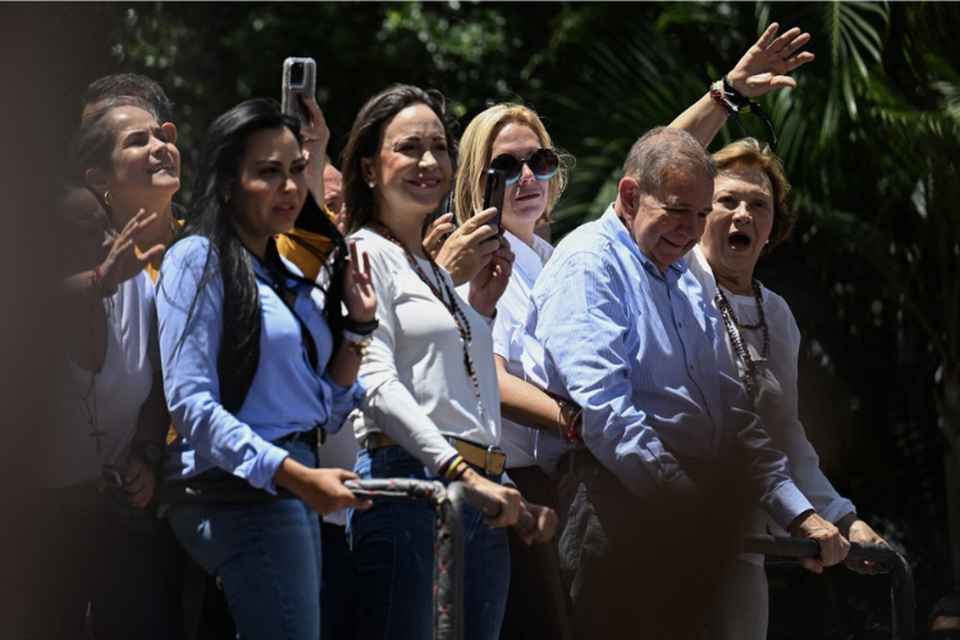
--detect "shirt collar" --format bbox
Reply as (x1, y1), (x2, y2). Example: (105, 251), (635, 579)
(599, 205), (688, 282)
(250, 243), (309, 291)
(503, 228), (549, 282)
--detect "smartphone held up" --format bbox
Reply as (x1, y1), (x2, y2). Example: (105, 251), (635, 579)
(483, 168), (506, 233)
(281, 57), (317, 125)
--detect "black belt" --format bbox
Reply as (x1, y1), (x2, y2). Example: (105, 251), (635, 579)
(157, 429), (318, 503)
(156, 474), (298, 503)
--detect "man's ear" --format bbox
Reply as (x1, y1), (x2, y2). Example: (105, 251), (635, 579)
(616, 176), (641, 221)
(161, 122), (178, 145)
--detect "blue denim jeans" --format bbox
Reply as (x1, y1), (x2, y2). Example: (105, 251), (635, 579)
(168, 439), (322, 640)
(349, 446), (510, 640)
(319, 521), (359, 640)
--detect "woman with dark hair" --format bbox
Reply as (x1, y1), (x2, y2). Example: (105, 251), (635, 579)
(26, 186), (184, 640)
(73, 96), (182, 283)
(340, 84), (555, 640)
(157, 98), (373, 637)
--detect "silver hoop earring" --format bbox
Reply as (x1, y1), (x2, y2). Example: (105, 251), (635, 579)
(103, 191), (113, 207)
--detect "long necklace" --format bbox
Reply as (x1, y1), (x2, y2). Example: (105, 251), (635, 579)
(714, 279), (769, 400)
(68, 299), (109, 452)
(370, 221), (486, 420)
(72, 369), (106, 452)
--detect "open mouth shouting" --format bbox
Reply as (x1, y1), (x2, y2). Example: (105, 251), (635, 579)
(728, 231), (753, 251)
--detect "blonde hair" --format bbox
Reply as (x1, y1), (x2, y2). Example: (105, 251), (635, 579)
(454, 103), (571, 226)
(712, 138), (794, 253)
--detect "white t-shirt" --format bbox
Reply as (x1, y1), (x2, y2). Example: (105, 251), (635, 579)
(42, 271), (158, 487)
(349, 227), (501, 475)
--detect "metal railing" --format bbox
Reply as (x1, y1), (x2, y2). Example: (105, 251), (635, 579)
(347, 479), (915, 640)
(345, 478), (534, 640)
(743, 533), (914, 640)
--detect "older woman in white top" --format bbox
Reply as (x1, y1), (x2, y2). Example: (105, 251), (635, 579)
(687, 137), (889, 639)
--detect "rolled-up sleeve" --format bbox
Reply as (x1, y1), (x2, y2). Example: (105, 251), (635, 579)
(323, 376), (367, 436)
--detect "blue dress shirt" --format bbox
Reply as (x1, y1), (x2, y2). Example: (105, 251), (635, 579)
(521, 206), (811, 529)
(157, 236), (365, 493)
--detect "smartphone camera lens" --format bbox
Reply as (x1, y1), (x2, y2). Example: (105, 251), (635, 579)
(290, 62), (305, 87)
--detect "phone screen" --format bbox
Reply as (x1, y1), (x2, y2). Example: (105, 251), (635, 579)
(483, 168), (506, 233)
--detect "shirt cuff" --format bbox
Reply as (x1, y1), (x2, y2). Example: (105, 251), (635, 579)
(819, 497), (858, 526)
(246, 445), (292, 494)
(763, 481), (815, 531)
(478, 308), (497, 328)
(326, 379), (367, 435)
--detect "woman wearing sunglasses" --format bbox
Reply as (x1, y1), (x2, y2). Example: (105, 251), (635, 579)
(453, 104), (574, 638)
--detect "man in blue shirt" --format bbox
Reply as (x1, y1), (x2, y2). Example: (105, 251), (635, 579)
(521, 127), (849, 638)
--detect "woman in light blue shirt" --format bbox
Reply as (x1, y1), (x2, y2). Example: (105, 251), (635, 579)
(157, 99), (374, 638)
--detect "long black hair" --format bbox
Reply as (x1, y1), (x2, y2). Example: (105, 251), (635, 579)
(169, 98), (346, 413)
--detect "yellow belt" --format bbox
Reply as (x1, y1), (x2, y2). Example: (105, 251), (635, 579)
(364, 432), (507, 476)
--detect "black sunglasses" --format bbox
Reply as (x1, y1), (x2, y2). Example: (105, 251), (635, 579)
(489, 148), (559, 185)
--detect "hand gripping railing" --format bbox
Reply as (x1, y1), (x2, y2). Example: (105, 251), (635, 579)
(345, 478), (534, 640)
(743, 533), (914, 640)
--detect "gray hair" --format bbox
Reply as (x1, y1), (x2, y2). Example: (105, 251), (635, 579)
(622, 127), (717, 196)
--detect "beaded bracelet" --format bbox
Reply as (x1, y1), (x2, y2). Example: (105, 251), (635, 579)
(439, 453), (466, 480)
(83, 264), (117, 300)
(557, 400), (581, 444)
(709, 79), (737, 117)
(343, 329), (373, 344)
(708, 76), (779, 144)
(342, 328), (373, 357)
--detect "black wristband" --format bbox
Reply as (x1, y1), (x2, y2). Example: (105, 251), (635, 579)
(343, 316), (379, 335)
(721, 75), (749, 107)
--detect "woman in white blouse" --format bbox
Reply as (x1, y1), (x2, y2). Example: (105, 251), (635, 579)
(687, 137), (889, 638)
(341, 84), (555, 640)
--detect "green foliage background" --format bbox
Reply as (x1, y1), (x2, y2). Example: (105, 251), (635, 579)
(11, 2), (960, 637)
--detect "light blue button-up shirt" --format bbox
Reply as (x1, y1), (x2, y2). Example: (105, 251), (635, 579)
(157, 236), (365, 493)
(521, 206), (810, 529)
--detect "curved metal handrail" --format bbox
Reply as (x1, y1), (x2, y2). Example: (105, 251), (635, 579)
(344, 478), (534, 640)
(743, 533), (914, 640)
